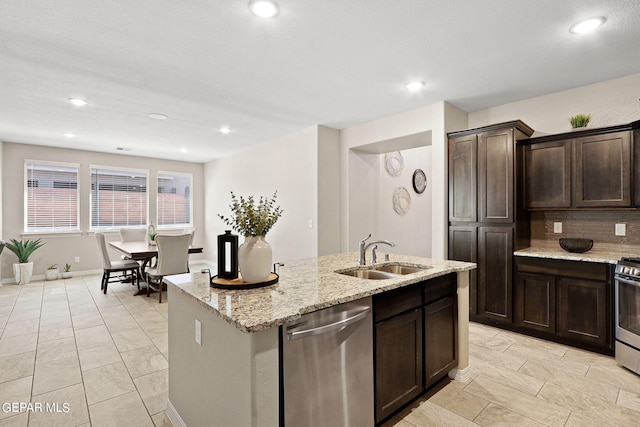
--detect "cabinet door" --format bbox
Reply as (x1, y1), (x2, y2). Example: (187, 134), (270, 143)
(478, 226), (513, 322)
(449, 134), (477, 222)
(514, 272), (556, 333)
(424, 297), (457, 387)
(525, 140), (571, 208)
(448, 226), (477, 314)
(573, 131), (632, 207)
(478, 128), (514, 222)
(557, 277), (609, 348)
(374, 309), (424, 424)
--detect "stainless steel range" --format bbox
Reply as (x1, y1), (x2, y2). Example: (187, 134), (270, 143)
(615, 257), (640, 374)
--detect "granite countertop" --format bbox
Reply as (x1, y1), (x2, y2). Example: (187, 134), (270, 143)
(165, 252), (475, 333)
(514, 240), (640, 264)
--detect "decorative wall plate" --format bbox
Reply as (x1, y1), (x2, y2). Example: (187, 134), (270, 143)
(412, 169), (427, 194)
(384, 151), (404, 177)
(392, 187), (411, 215)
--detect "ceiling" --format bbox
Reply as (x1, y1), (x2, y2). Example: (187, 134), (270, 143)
(1, 1), (639, 163)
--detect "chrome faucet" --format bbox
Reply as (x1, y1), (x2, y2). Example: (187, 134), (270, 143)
(358, 233), (395, 266)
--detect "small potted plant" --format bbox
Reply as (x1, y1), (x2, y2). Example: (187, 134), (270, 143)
(6, 238), (45, 285)
(61, 263), (72, 279)
(45, 264), (59, 281)
(148, 232), (158, 246)
(569, 114), (592, 129)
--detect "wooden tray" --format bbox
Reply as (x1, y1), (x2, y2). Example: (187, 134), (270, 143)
(210, 273), (279, 290)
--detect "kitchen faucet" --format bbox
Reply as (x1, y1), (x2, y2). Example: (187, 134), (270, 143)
(358, 233), (395, 266)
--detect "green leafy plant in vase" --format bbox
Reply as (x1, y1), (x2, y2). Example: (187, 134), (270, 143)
(218, 191), (283, 283)
(62, 263), (72, 279)
(45, 264), (59, 281)
(6, 238), (45, 285)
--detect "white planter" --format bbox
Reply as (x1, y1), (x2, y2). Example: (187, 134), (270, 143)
(238, 236), (272, 283)
(61, 272), (72, 279)
(13, 262), (34, 285)
(45, 268), (59, 281)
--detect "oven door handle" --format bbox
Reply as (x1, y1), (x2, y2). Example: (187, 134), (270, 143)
(616, 276), (640, 288)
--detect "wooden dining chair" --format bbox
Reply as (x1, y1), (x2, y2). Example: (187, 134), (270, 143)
(95, 233), (140, 294)
(145, 233), (191, 303)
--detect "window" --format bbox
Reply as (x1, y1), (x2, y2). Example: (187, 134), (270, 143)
(91, 167), (148, 229)
(25, 161), (79, 232)
(157, 172), (192, 228)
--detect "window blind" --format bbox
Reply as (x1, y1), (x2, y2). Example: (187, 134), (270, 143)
(91, 167), (148, 229)
(26, 162), (79, 232)
(157, 172), (192, 227)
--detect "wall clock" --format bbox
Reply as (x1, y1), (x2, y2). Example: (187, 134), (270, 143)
(412, 169), (427, 194)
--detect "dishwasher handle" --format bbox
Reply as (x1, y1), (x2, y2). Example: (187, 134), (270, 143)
(286, 306), (371, 341)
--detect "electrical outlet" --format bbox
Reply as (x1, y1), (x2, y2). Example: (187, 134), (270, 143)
(308, 219), (313, 229)
(195, 319), (202, 345)
(553, 222), (562, 233)
(75, 256), (80, 263)
(615, 223), (626, 237)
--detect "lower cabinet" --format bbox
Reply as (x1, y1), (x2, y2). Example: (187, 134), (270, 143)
(374, 308), (423, 423)
(514, 257), (612, 354)
(373, 274), (457, 425)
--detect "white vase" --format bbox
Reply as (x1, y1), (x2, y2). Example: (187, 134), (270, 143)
(13, 262), (33, 285)
(238, 235), (272, 283)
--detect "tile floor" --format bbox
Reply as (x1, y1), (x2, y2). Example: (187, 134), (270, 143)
(383, 322), (640, 427)
(2, 271), (640, 426)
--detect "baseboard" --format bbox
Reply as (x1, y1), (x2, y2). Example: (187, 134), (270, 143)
(1, 268), (103, 285)
(448, 366), (473, 383)
(166, 400), (187, 427)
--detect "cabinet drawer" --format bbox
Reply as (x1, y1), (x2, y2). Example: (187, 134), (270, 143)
(515, 256), (608, 281)
(373, 284), (421, 322)
(423, 273), (456, 305)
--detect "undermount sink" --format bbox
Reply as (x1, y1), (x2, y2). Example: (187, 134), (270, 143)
(336, 263), (430, 280)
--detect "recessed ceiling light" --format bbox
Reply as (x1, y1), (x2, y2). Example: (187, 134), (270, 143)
(249, 0), (279, 18)
(148, 113), (168, 120)
(220, 127), (232, 134)
(405, 81), (425, 91)
(179, 148), (188, 153)
(63, 132), (75, 138)
(570, 16), (606, 34)
(68, 98), (87, 107)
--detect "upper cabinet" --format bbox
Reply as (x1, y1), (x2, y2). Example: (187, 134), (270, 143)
(448, 121), (534, 223)
(523, 120), (640, 209)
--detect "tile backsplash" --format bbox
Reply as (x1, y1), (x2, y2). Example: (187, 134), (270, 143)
(531, 210), (640, 245)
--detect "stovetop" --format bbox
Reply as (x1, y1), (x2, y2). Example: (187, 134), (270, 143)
(616, 257), (640, 278)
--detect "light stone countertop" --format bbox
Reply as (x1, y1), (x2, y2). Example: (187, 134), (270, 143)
(165, 252), (475, 333)
(514, 240), (640, 264)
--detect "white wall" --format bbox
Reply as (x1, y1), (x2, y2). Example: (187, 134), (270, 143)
(469, 72), (640, 133)
(204, 126), (321, 266)
(317, 126), (342, 255)
(341, 101), (466, 259)
(1, 142), (204, 280)
(376, 146), (433, 257)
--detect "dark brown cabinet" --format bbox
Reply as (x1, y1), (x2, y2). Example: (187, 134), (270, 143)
(573, 131), (632, 207)
(373, 274), (457, 424)
(448, 121), (533, 323)
(524, 122), (640, 209)
(524, 140), (571, 208)
(478, 226), (513, 322)
(424, 296), (457, 387)
(374, 308), (423, 423)
(514, 256), (613, 355)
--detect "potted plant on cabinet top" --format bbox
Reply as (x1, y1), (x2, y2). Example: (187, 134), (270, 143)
(218, 191), (283, 283)
(6, 238), (45, 285)
(569, 114), (592, 129)
(45, 264), (59, 281)
(61, 263), (72, 279)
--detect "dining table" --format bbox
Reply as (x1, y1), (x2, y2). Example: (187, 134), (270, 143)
(108, 240), (204, 295)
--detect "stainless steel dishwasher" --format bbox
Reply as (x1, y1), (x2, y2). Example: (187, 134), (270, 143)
(282, 297), (374, 427)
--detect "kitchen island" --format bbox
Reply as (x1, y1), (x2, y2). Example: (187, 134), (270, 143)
(165, 252), (475, 427)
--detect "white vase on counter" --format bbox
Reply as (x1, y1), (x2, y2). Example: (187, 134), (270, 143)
(238, 235), (272, 283)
